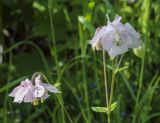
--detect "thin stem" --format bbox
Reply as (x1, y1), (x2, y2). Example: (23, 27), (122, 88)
(107, 54), (124, 123)
(115, 54), (124, 70)
(78, 21), (91, 123)
(102, 50), (109, 121)
(48, 1), (65, 122)
(3, 52), (12, 123)
(48, 3), (60, 77)
(93, 51), (101, 94)
(136, 0), (150, 106)
(133, 0), (150, 122)
(56, 95), (73, 123)
(108, 61), (116, 123)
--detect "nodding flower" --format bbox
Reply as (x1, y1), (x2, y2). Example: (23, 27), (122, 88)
(9, 72), (61, 104)
(33, 75), (61, 100)
(89, 15), (141, 58)
(9, 79), (35, 103)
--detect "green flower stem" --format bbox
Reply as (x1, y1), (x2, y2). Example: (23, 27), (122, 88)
(115, 54), (124, 70)
(48, 0), (65, 123)
(48, 2), (60, 77)
(102, 50), (109, 122)
(133, 0), (150, 122)
(3, 52), (12, 123)
(78, 21), (91, 123)
(108, 61), (115, 123)
(108, 54), (124, 123)
(135, 0), (150, 110)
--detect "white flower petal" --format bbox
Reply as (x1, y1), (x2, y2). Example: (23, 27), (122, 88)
(89, 26), (108, 50)
(128, 34), (140, 48)
(109, 44), (128, 57)
(35, 75), (41, 85)
(42, 83), (60, 93)
(101, 32), (114, 52)
(34, 85), (45, 98)
(91, 39), (102, 51)
(112, 16), (123, 27)
(125, 23), (140, 38)
(125, 23), (140, 48)
(120, 32), (132, 45)
(23, 89), (35, 103)
(105, 24), (115, 33)
(9, 86), (22, 97)
(13, 87), (28, 103)
(41, 93), (50, 99)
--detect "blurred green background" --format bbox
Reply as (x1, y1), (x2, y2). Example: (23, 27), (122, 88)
(0, 0), (159, 123)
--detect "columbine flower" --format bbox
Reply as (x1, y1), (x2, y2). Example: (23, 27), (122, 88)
(33, 75), (60, 100)
(9, 79), (35, 103)
(89, 15), (141, 58)
(9, 72), (61, 104)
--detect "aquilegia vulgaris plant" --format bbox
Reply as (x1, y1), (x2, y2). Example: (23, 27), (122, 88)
(9, 72), (60, 105)
(90, 14), (141, 123)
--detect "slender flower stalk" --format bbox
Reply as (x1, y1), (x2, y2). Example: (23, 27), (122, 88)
(108, 54), (124, 123)
(79, 21), (91, 123)
(115, 54), (124, 70)
(48, 1), (65, 122)
(133, 0), (150, 122)
(108, 61), (115, 123)
(102, 50), (109, 122)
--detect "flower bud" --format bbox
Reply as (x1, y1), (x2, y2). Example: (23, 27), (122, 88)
(133, 45), (144, 59)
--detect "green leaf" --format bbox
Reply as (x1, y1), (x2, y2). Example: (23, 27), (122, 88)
(78, 16), (95, 33)
(92, 102), (117, 113)
(115, 66), (129, 73)
(110, 102), (117, 111)
(32, 1), (45, 12)
(107, 65), (113, 70)
(54, 82), (61, 87)
(92, 107), (108, 113)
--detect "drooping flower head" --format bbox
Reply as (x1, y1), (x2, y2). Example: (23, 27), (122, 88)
(9, 72), (61, 104)
(33, 74), (60, 101)
(89, 15), (141, 58)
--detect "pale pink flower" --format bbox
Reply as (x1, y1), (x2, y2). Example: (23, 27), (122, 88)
(9, 73), (61, 104)
(9, 79), (35, 103)
(89, 16), (141, 58)
(33, 75), (60, 99)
